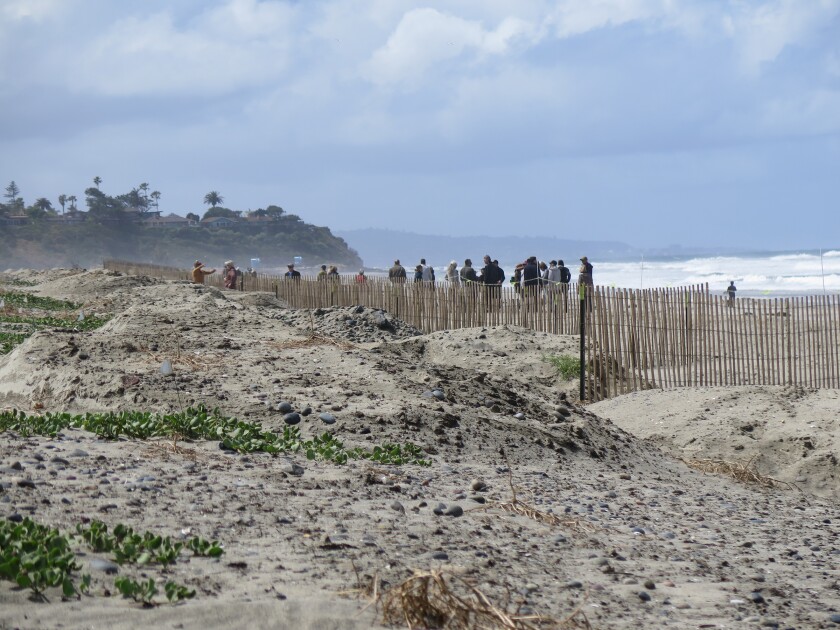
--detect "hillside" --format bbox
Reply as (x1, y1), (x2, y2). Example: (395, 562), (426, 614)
(0, 219), (362, 270)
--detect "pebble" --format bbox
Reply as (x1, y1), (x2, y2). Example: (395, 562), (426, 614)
(90, 558), (120, 575)
(14, 478), (36, 489)
(829, 613), (840, 624)
(445, 505), (464, 517)
(566, 580), (583, 589)
(68, 449), (89, 458)
(431, 551), (449, 560)
(276, 401), (293, 413)
(281, 462), (304, 476)
(749, 592), (765, 604)
(7, 513), (23, 523)
(301, 407), (312, 416)
(638, 591), (651, 602)
(431, 389), (445, 400)
(644, 580), (656, 590)
(390, 501), (405, 514)
(283, 412), (301, 425)
(319, 413), (336, 425)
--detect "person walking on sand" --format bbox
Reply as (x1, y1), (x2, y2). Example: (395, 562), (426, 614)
(223, 260), (237, 290)
(191, 260), (215, 284)
(355, 269), (366, 283)
(726, 281), (737, 307)
(389, 259), (406, 283)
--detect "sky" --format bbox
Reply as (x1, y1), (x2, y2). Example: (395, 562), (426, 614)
(1, 0), (839, 251)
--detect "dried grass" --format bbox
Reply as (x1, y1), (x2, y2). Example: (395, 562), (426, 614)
(472, 458), (596, 533)
(378, 569), (589, 630)
(683, 456), (796, 490)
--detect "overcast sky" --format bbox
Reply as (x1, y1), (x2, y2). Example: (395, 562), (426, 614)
(1, 0), (838, 251)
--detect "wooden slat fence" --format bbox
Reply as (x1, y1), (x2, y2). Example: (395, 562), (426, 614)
(103, 259), (840, 401)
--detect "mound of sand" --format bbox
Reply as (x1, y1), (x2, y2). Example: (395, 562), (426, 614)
(590, 385), (840, 501)
(2, 272), (839, 630)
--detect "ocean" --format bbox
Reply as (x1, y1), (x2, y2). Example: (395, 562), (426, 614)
(485, 250), (840, 298)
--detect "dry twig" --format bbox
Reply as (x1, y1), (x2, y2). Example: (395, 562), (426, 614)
(378, 569), (589, 629)
(682, 456), (796, 490)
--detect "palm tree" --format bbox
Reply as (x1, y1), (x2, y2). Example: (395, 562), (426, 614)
(203, 191), (223, 208)
(150, 190), (161, 210)
(93, 176), (102, 189)
(58, 194), (67, 214)
(34, 198), (53, 213)
(139, 182), (149, 200)
(67, 195), (77, 211)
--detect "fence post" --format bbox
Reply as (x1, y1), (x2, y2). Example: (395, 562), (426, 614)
(579, 283), (586, 401)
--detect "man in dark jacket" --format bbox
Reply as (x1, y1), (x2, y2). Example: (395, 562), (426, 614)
(521, 256), (540, 294)
(389, 260), (406, 283)
(460, 259), (478, 284)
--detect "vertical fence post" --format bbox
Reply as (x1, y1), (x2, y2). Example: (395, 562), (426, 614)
(579, 283), (586, 401)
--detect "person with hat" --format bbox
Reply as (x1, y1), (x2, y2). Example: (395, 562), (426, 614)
(223, 260), (237, 289)
(191, 260), (216, 284)
(355, 269), (367, 283)
(285, 263), (301, 280)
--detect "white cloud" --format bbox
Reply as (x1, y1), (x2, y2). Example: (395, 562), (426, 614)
(1, 0), (65, 21)
(65, 1), (298, 97)
(363, 8), (536, 88)
(727, 0), (840, 73)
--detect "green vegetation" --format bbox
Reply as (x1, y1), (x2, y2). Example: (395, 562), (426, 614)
(0, 405), (430, 465)
(0, 290), (110, 355)
(76, 521), (222, 566)
(0, 517), (214, 604)
(0, 517), (81, 599)
(543, 353), (581, 380)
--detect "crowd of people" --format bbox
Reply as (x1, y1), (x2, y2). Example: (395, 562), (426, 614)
(387, 255), (594, 293)
(191, 255), (597, 298)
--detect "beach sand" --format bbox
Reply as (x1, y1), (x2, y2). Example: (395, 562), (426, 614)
(1, 268), (838, 629)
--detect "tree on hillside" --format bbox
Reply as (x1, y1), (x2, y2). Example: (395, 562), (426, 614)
(67, 195), (77, 211)
(34, 198), (53, 213)
(58, 194), (67, 214)
(93, 176), (102, 189)
(150, 190), (161, 210)
(266, 205), (285, 219)
(139, 182), (149, 200)
(203, 191), (223, 208)
(202, 206), (238, 220)
(85, 186), (126, 222)
(186, 212), (200, 222)
(120, 188), (148, 211)
(4, 181), (23, 212)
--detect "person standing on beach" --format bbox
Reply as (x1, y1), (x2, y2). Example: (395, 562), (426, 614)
(223, 260), (237, 289)
(389, 259), (406, 283)
(726, 281), (737, 306)
(445, 261), (459, 285)
(578, 256), (594, 311)
(285, 263), (301, 280)
(420, 259), (435, 284)
(317, 264), (328, 281)
(460, 259), (477, 284)
(191, 260), (215, 284)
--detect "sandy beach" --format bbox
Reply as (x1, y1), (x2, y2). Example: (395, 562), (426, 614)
(1, 268), (839, 629)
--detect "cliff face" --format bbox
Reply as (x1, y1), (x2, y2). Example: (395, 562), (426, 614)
(1, 221), (363, 269)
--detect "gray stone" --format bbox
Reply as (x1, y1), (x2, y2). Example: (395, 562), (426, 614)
(445, 505), (464, 517)
(431, 389), (445, 400)
(281, 462), (304, 476)
(319, 412), (336, 425)
(276, 401), (293, 413)
(283, 412), (301, 425)
(749, 592), (765, 604)
(15, 478), (36, 489)
(390, 501), (405, 514)
(638, 591), (651, 602)
(90, 557), (120, 575)
(68, 449), (89, 458)
(431, 551), (448, 560)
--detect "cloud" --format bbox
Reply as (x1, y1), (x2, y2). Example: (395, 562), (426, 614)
(0, 0), (65, 21)
(727, 0), (840, 73)
(66, 0), (298, 97)
(363, 8), (535, 88)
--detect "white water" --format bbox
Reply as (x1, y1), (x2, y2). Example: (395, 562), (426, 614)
(490, 251), (840, 298)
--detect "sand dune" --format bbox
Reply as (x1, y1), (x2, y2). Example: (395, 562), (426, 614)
(1, 269), (838, 629)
